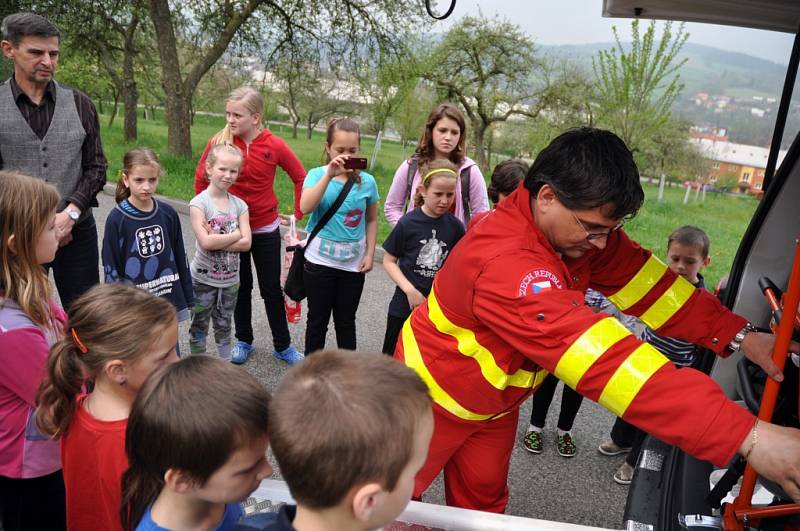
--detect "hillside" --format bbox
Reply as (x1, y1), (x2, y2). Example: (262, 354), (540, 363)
(541, 41), (791, 102)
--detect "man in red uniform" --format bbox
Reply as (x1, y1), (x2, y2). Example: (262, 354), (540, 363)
(396, 128), (800, 513)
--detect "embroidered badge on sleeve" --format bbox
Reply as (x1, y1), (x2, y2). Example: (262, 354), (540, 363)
(518, 269), (563, 297)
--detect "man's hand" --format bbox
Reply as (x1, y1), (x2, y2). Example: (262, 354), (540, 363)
(54, 210), (75, 246)
(740, 331), (800, 383)
(742, 421), (800, 502)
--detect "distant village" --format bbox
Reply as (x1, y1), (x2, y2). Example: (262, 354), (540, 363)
(686, 92), (792, 197)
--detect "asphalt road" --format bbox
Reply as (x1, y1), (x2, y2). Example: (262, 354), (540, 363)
(88, 189), (629, 530)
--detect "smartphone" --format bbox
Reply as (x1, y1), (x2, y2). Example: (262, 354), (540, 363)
(343, 157), (368, 170)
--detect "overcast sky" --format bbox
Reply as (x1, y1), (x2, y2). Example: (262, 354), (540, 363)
(431, 0), (795, 64)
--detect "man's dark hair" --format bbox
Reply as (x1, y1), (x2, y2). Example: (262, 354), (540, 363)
(524, 127), (644, 220)
(1, 13), (60, 47)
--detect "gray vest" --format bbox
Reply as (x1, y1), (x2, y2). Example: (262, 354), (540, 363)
(0, 80), (88, 219)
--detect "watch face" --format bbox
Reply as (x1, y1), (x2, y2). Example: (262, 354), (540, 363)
(67, 209), (79, 220)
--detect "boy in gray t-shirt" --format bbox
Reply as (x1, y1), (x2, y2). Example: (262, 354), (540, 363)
(188, 144), (251, 360)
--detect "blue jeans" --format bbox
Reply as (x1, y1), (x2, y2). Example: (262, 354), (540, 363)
(234, 230), (291, 351)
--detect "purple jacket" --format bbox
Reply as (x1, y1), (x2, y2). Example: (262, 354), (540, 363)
(0, 298), (64, 478)
(383, 156), (489, 226)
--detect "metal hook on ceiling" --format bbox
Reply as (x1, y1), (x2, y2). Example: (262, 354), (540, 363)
(426, 0), (456, 20)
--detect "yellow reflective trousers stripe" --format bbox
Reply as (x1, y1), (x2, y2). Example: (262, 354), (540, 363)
(427, 289), (535, 390)
(554, 317), (632, 389)
(598, 343), (669, 416)
(608, 254), (666, 311)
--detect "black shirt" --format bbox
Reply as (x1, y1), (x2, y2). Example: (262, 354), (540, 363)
(383, 208), (465, 318)
(1, 76), (107, 211)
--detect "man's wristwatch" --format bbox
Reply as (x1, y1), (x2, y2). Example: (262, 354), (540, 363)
(728, 323), (757, 353)
(65, 207), (80, 222)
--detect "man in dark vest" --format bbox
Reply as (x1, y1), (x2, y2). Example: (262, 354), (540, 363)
(0, 12), (106, 309)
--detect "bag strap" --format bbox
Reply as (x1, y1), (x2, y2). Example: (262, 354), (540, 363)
(305, 177), (356, 247)
(404, 156), (419, 211)
(460, 166), (471, 223)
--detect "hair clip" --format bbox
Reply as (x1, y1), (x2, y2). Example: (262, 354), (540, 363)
(71, 328), (88, 354)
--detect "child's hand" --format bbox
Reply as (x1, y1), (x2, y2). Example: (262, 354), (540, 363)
(359, 254), (374, 273)
(326, 155), (351, 180)
(405, 288), (425, 309)
(278, 213), (295, 226)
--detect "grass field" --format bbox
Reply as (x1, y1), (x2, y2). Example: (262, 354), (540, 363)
(99, 114), (759, 288)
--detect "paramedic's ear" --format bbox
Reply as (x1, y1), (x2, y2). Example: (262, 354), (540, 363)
(537, 184), (557, 209)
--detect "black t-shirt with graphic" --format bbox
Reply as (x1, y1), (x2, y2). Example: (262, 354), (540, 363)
(383, 208), (465, 318)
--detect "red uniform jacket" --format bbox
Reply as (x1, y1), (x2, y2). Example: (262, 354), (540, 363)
(397, 185), (754, 467)
(194, 129), (306, 228)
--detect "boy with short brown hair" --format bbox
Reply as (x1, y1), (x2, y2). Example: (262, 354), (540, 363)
(265, 350), (433, 531)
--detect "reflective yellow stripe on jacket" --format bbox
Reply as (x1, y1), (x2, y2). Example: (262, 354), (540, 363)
(401, 308), (548, 422)
(427, 289), (537, 390)
(553, 317), (669, 417)
(608, 254), (696, 330)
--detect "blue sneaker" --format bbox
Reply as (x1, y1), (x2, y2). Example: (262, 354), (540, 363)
(273, 345), (303, 366)
(231, 341), (254, 365)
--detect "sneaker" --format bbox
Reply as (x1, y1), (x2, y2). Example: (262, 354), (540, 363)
(613, 462), (634, 485)
(273, 345), (304, 366)
(598, 440), (632, 456)
(522, 430), (543, 454)
(231, 341), (254, 365)
(557, 433), (577, 457)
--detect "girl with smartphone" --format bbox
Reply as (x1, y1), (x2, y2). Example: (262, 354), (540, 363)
(298, 118), (379, 355)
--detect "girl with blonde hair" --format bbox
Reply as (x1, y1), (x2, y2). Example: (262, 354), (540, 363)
(0, 171), (65, 531)
(36, 283), (179, 531)
(194, 86), (306, 365)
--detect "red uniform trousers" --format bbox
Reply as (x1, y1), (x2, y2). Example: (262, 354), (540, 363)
(414, 404), (520, 513)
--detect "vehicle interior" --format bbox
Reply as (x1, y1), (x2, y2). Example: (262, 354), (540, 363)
(602, 1), (800, 530)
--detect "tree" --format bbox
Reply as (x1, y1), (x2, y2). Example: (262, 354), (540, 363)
(592, 19), (689, 154)
(148, 0), (428, 156)
(355, 43), (422, 166)
(424, 14), (567, 170)
(393, 82), (436, 153)
(21, 0), (153, 142)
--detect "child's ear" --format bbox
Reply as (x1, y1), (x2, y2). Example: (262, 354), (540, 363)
(6, 234), (16, 254)
(350, 482), (383, 523)
(164, 468), (195, 494)
(105, 360), (128, 386)
(702, 255), (712, 268)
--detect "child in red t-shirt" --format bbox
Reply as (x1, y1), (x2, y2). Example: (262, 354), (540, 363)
(36, 284), (179, 531)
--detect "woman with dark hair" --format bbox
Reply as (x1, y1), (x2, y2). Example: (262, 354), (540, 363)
(384, 103), (489, 227)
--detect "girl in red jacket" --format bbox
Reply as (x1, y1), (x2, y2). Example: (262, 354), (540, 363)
(194, 86), (306, 365)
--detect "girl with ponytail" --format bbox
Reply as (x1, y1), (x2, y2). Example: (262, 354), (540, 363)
(0, 171), (65, 531)
(193, 86), (306, 365)
(36, 283), (179, 531)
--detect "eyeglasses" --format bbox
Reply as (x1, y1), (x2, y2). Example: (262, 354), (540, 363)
(570, 210), (624, 241)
